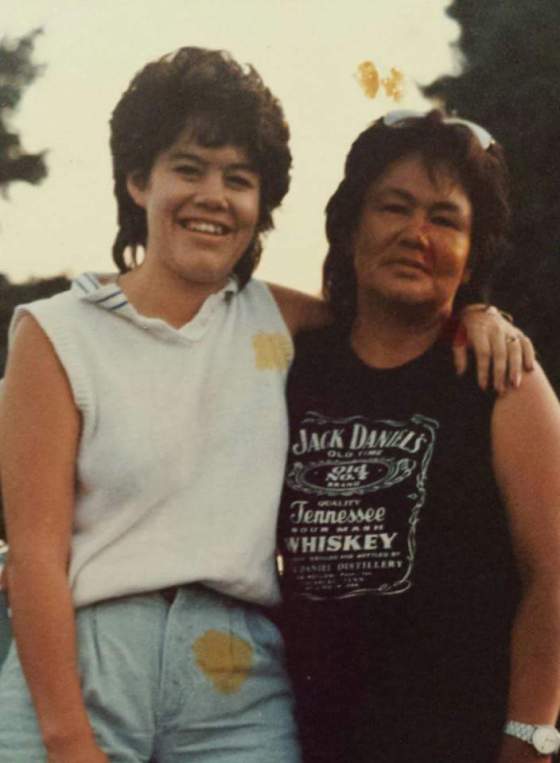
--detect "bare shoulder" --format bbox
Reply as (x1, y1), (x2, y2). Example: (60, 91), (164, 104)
(493, 363), (559, 426)
(492, 363), (560, 461)
(10, 311), (52, 353)
(267, 282), (331, 336)
(3, 313), (76, 418)
(7, 313), (60, 380)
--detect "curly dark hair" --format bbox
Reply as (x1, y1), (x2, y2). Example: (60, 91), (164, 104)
(110, 47), (291, 286)
(323, 110), (511, 327)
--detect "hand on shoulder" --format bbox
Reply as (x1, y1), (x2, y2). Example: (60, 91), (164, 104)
(453, 304), (535, 393)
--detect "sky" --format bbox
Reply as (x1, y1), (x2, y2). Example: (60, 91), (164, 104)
(1, 0), (459, 294)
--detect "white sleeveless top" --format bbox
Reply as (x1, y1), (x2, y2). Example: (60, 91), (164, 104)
(12, 274), (293, 607)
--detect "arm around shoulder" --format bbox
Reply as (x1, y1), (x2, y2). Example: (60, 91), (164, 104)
(267, 282), (331, 336)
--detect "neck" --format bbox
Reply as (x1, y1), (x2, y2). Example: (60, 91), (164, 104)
(350, 295), (448, 369)
(118, 261), (229, 328)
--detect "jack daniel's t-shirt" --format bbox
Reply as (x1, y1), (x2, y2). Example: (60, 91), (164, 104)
(278, 327), (520, 763)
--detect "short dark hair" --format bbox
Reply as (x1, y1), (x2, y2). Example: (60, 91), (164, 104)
(323, 110), (511, 327)
(110, 46), (291, 286)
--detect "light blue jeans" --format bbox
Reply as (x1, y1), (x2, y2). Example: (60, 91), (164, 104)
(0, 585), (300, 762)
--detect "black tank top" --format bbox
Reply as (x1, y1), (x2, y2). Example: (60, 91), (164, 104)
(278, 326), (520, 763)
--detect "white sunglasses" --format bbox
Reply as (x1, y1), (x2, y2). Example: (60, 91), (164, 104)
(382, 109), (495, 151)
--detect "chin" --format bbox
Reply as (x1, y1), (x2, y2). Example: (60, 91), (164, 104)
(182, 270), (232, 288)
(174, 255), (238, 287)
(379, 286), (434, 306)
(375, 288), (450, 322)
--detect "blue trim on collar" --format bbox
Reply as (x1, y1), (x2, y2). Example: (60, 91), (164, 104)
(71, 272), (240, 343)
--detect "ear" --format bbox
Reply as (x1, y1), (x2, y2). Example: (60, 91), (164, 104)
(126, 172), (148, 209)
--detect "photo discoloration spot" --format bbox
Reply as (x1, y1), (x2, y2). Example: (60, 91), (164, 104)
(381, 67), (404, 102)
(357, 61), (380, 98)
(193, 629), (253, 694)
(356, 61), (405, 102)
(252, 332), (293, 370)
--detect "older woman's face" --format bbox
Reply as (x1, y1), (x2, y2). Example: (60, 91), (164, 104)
(352, 152), (472, 317)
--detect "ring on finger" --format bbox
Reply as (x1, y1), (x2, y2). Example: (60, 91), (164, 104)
(506, 335), (519, 344)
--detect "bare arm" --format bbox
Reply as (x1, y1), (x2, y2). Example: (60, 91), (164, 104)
(1, 316), (108, 762)
(492, 365), (560, 762)
(269, 284), (535, 393)
(267, 282), (331, 336)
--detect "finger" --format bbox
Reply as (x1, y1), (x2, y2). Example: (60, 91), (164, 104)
(489, 330), (508, 394)
(451, 322), (468, 375)
(519, 334), (536, 371)
(471, 335), (491, 390)
(452, 342), (468, 376)
(505, 336), (523, 389)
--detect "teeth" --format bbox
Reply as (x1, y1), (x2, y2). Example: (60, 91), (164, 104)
(180, 220), (228, 235)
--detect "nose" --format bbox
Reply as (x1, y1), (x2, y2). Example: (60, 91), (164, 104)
(193, 171), (228, 210)
(400, 211), (430, 250)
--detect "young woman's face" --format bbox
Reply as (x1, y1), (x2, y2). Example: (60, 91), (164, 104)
(127, 127), (261, 290)
(352, 152), (473, 317)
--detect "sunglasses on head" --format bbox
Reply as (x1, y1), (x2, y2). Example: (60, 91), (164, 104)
(382, 109), (495, 151)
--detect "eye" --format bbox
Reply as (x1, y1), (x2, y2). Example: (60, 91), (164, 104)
(379, 203), (409, 215)
(226, 173), (257, 190)
(432, 215), (460, 230)
(175, 163), (201, 178)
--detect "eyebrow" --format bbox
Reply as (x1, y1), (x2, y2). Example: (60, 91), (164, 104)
(168, 150), (257, 174)
(377, 187), (465, 215)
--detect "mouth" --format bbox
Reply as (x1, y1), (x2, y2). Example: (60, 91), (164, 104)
(388, 258), (432, 274)
(178, 219), (232, 236)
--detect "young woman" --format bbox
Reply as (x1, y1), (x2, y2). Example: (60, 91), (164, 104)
(278, 111), (560, 763)
(0, 50), (531, 763)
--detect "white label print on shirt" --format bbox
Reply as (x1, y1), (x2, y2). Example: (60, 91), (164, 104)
(281, 411), (438, 599)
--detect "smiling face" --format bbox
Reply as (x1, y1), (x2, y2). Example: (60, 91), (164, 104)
(126, 128), (261, 291)
(352, 152), (473, 318)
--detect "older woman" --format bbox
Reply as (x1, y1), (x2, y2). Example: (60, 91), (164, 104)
(278, 111), (560, 763)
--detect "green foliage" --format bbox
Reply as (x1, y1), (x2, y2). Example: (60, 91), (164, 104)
(0, 29), (47, 190)
(424, 0), (560, 389)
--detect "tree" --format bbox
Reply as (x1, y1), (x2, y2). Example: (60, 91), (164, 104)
(0, 28), (47, 191)
(424, 0), (560, 388)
